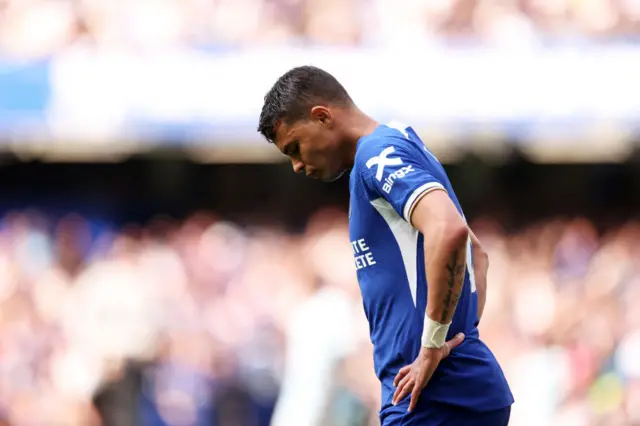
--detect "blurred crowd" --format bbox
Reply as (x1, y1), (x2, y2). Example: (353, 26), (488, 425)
(0, 208), (639, 426)
(0, 0), (639, 59)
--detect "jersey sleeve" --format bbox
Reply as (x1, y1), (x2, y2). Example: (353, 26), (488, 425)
(359, 137), (446, 223)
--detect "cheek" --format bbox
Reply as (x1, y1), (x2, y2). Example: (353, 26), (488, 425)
(314, 135), (334, 156)
(301, 141), (323, 164)
(309, 145), (332, 168)
(302, 131), (334, 166)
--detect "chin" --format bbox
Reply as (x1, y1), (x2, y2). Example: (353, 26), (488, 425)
(321, 169), (347, 182)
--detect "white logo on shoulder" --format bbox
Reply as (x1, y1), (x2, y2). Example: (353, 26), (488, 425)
(381, 165), (414, 194)
(366, 146), (414, 194)
(366, 146), (403, 181)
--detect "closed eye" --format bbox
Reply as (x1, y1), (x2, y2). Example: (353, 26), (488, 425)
(286, 141), (299, 157)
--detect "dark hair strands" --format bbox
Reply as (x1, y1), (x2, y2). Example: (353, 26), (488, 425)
(257, 65), (352, 143)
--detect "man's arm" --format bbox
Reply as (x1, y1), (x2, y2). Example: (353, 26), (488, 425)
(469, 228), (488, 322)
(410, 189), (468, 329)
(392, 189), (468, 410)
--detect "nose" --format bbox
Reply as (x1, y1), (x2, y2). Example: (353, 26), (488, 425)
(292, 160), (305, 174)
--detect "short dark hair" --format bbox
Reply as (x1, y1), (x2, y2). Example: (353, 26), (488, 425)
(257, 65), (352, 143)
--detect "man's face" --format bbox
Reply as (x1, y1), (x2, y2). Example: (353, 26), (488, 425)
(274, 108), (345, 182)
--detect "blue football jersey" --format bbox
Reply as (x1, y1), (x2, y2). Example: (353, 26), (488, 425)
(348, 122), (513, 422)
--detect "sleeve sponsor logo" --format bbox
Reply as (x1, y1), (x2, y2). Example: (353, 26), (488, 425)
(366, 147), (415, 194)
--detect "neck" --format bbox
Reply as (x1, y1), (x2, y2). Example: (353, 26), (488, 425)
(341, 109), (379, 168)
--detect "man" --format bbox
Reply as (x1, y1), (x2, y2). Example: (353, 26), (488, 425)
(257, 66), (513, 425)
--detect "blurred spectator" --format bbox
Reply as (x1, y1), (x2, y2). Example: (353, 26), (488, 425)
(269, 210), (370, 426)
(1, 0), (640, 59)
(0, 207), (638, 425)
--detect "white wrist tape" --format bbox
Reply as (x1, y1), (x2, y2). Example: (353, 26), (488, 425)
(421, 315), (451, 348)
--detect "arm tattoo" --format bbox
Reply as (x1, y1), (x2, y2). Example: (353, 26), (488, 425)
(441, 249), (467, 323)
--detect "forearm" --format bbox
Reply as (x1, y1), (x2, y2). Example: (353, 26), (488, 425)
(424, 225), (468, 324)
(409, 189), (470, 347)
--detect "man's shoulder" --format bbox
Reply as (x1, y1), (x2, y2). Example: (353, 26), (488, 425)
(355, 135), (388, 168)
(357, 126), (408, 154)
(354, 131), (414, 179)
(357, 123), (429, 162)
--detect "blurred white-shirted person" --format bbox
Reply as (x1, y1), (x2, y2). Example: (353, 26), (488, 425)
(270, 210), (371, 426)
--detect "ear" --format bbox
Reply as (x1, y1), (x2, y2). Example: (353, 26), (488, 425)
(310, 106), (332, 126)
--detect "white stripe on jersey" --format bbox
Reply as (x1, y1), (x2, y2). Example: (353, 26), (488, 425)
(370, 198), (419, 307)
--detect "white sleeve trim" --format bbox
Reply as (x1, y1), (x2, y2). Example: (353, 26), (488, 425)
(403, 181), (446, 223)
